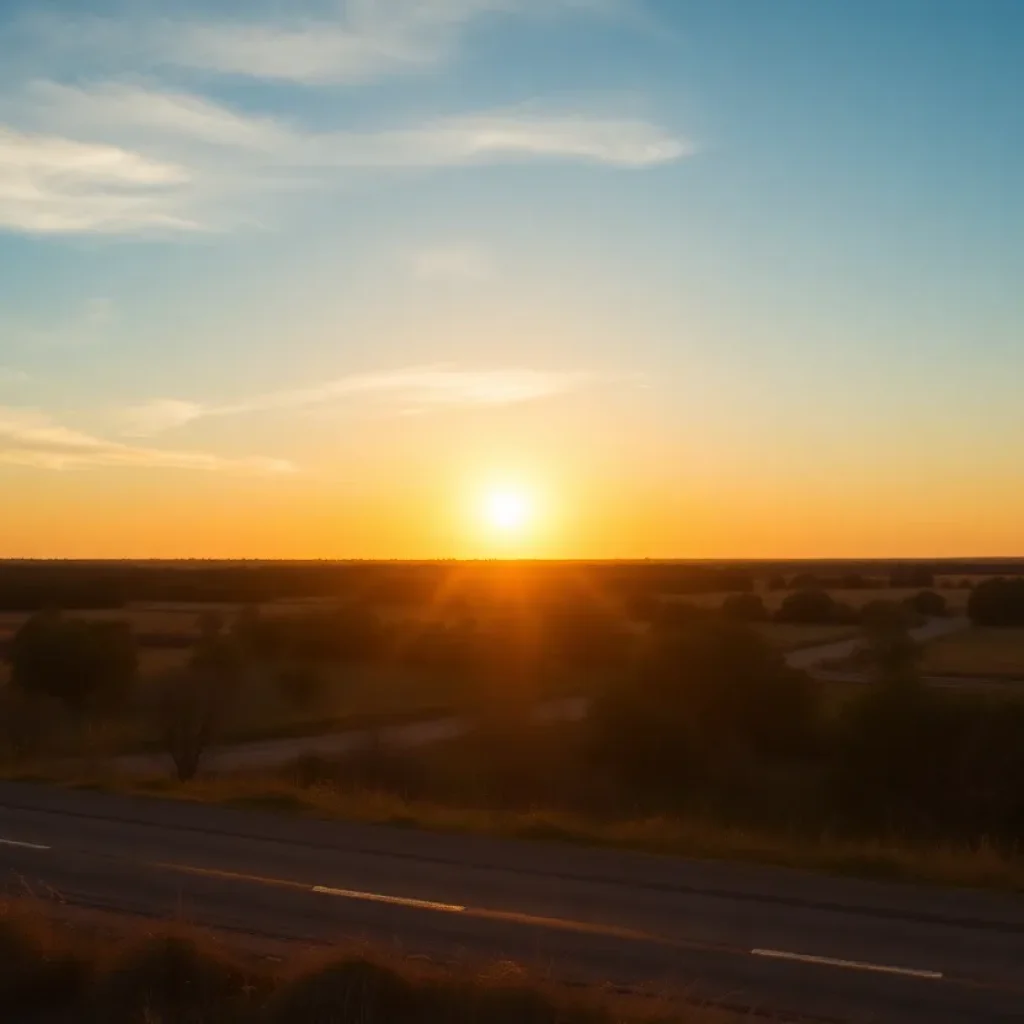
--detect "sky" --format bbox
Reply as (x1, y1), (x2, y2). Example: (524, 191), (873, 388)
(1, 0), (1022, 559)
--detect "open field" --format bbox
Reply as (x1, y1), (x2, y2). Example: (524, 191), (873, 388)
(0, 599), (341, 643)
(921, 628), (1024, 679)
(683, 587), (971, 613)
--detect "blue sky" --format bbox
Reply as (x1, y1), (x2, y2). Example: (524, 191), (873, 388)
(1, 0), (1022, 557)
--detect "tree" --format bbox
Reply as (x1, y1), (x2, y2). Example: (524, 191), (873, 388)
(154, 616), (244, 781)
(721, 593), (768, 622)
(590, 621), (818, 804)
(967, 578), (1024, 627)
(154, 669), (219, 782)
(860, 600), (920, 684)
(776, 589), (839, 624)
(904, 590), (948, 618)
(889, 565), (935, 588)
(8, 611), (136, 713)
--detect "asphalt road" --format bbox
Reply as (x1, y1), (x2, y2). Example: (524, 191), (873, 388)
(0, 782), (1022, 1022)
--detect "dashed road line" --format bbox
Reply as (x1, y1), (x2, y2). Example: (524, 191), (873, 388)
(751, 948), (943, 980)
(312, 885), (464, 913)
(0, 838), (50, 851)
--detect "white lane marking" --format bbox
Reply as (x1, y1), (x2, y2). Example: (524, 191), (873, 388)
(312, 885), (465, 914)
(0, 838), (50, 851)
(751, 948), (943, 980)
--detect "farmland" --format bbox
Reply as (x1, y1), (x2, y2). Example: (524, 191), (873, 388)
(921, 627), (1024, 679)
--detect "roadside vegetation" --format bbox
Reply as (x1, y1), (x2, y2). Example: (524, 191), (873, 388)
(0, 900), (736, 1024)
(4, 562), (1024, 891)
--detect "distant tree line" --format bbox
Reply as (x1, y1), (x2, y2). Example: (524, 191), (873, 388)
(5, 560), (1017, 613)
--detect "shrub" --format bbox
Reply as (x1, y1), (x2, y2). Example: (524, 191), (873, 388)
(275, 666), (326, 710)
(904, 589), (948, 618)
(967, 577), (1024, 627)
(590, 621), (819, 806)
(8, 610), (137, 713)
(720, 593), (767, 622)
(775, 589), (839, 624)
(94, 934), (253, 1024)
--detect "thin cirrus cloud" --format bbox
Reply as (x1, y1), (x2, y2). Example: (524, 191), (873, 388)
(0, 407), (293, 474)
(0, 124), (194, 235)
(25, 0), (630, 86)
(122, 367), (592, 435)
(1, 1), (685, 236)
(22, 81), (688, 168)
(3, 84), (687, 235)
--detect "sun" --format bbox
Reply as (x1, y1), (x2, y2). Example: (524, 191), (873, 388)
(483, 488), (532, 533)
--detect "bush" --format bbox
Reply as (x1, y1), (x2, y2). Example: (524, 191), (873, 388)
(590, 621), (819, 806)
(904, 589), (948, 618)
(775, 589), (839, 624)
(275, 666), (326, 711)
(8, 611), (137, 713)
(0, 687), (66, 762)
(967, 577), (1024, 627)
(832, 684), (1024, 840)
(720, 593), (767, 622)
(859, 601), (920, 682)
(153, 669), (227, 781)
(94, 934), (253, 1024)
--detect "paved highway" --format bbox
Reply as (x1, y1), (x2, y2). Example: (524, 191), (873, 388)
(0, 782), (1021, 1022)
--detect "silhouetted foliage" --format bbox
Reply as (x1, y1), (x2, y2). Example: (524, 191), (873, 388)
(967, 577), (1024, 627)
(790, 573), (823, 591)
(591, 621), (818, 806)
(859, 601), (921, 683)
(721, 593), (768, 622)
(275, 666), (326, 711)
(236, 604), (382, 664)
(8, 611), (136, 713)
(832, 682), (1024, 840)
(776, 589), (839, 625)
(888, 565), (935, 588)
(904, 589), (948, 618)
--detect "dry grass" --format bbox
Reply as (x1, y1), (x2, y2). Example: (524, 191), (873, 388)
(0, 898), (735, 1023)
(920, 628), (1024, 679)
(23, 768), (1023, 893)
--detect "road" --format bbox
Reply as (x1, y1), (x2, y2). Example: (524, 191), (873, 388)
(784, 615), (969, 671)
(0, 782), (1022, 1022)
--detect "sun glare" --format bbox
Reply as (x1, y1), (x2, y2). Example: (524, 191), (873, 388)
(484, 488), (532, 533)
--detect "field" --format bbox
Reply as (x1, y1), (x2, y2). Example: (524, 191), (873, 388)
(683, 587), (970, 613)
(921, 628), (1024, 679)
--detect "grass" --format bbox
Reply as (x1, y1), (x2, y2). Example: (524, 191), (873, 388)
(0, 899), (735, 1023)
(920, 627), (1024, 679)
(17, 767), (1024, 893)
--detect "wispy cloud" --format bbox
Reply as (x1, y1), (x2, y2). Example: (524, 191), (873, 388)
(122, 367), (590, 435)
(0, 125), (194, 234)
(21, 81), (687, 169)
(2, 82), (687, 234)
(25, 1), (629, 86)
(0, 407), (292, 474)
(0, 1), (686, 236)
